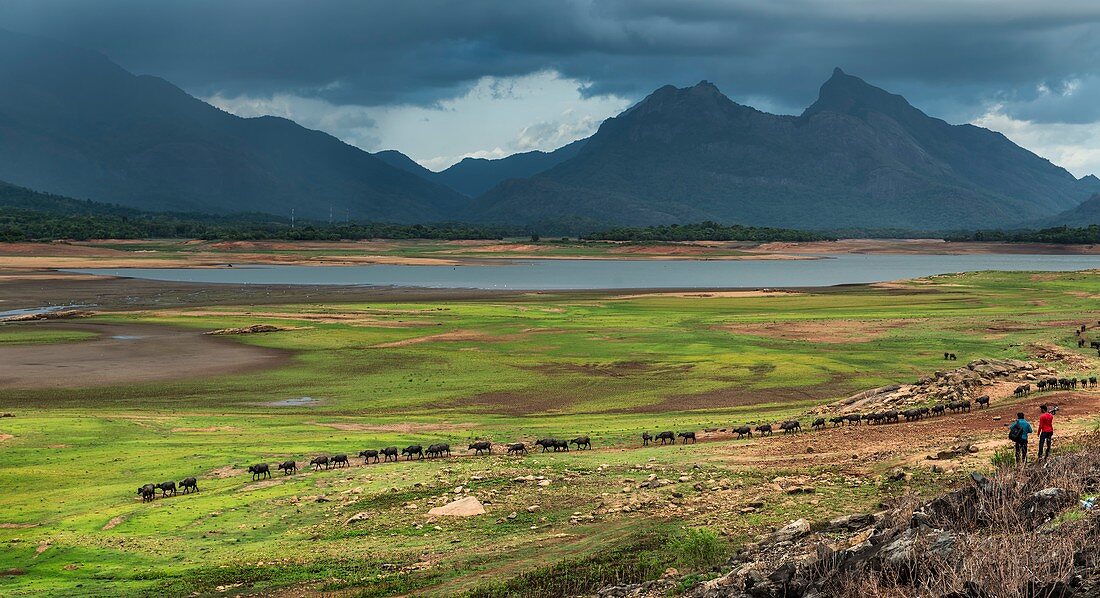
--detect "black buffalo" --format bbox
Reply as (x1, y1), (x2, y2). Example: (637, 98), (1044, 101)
(678, 431), (696, 444)
(137, 483), (157, 502)
(506, 442), (528, 456)
(733, 425), (752, 439)
(310, 455), (331, 470)
(248, 463), (271, 480)
(332, 454), (349, 468)
(811, 418), (826, 431)
(157, 481), (177, 496)
(642, 431), (652, 446)
(755, 424), (773, 436)
(358, 450), (380, 464)
(570, 436), (591, 450)
(468, 441), (493, 455)
(402, 445), (424, 460)
(380, 447), (399, 462)
(278, 460), (298, 475)
(179, 477), (198, 494)
(780, 421), (801, 434)
(655, 431), (676, 445)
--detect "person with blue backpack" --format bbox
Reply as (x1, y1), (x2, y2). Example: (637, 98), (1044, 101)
(1009, 412), (1033, 465)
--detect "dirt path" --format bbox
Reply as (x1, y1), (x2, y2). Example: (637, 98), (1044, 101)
(0, 322), (289, 389)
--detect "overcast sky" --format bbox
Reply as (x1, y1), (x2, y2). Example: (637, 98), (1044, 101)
(4, 0), (1100, 175)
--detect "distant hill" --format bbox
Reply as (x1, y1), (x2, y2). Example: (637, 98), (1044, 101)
(0, 29), (466, 222)
(375, 140), (587, 197)
(1046, 193), (1100, 226)
(474, 70), (1099, 230)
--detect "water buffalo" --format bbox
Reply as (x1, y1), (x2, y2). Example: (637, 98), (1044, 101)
(426, 443), (450, 458)
(976, 396), (990, 409)
(811, 418), (826, 431)
(883, 410), (900, 423)
(278, 460), (298, 475)
(179, 477), (198, 494)
(310, 455), (330, 470)
(570, 436), (591, 450)
(755, 424), (773, 436)
(931, 404), (946, 416)
(780, 421), (801, 434)
(1091, 376), (1097, 388)
(733, 425), (752, 439)
(655, 431), (676, 445)
(332, 454), (350, 468)
(137, 483), (157, 502)
(247, 463), (270, 480)
(846, 414), (862, 426)
(358, 449), (380, 464)
(901, 409), (921, 422)
(468, 441), (493, 455)
(830, 416), (846, 427)
(642, 431), (652, 446)
(553, 439), (570, 451)
(157, 481), (177, 496)
(678, 431), (696, 444)
(402, 445), (424, 460)
(506, 442), (528, 456)
(535, 438), (559, 452)
(380, 447), (399, 462)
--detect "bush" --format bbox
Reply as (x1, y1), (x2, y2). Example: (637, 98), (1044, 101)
(670, 527), (728, 572)
(991, 447), (1015, 469)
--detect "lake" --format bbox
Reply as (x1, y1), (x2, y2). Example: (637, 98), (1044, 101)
(67, 253), (1100, 290)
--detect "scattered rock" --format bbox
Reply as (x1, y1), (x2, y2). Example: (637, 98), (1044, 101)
(204, 324), (285, 335)
(345, 512), (371, 525)
(427, 496), (486, 518)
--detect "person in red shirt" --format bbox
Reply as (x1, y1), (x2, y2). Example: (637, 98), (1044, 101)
(1037, 404), (1055, 460)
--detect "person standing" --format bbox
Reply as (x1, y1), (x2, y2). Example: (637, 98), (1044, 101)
(1010, 412), (1033, 465)
(1037, 404), (1055, 460)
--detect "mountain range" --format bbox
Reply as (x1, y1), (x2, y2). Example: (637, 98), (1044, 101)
(2, 28), (1099, 231)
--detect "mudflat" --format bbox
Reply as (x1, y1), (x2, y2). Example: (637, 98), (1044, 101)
(0, 322), (288, 388)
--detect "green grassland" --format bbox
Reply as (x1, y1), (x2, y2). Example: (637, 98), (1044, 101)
(1, 270), (1099, 596)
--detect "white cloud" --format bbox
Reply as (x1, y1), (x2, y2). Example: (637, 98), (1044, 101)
(207, 70), (631, 171)
(972, 104), (1100, 177)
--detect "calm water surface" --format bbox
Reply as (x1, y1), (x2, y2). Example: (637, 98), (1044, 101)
(68, 253), (1100, 290)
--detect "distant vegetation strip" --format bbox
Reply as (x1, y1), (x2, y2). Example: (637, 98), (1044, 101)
(945, 226), (1100, 245)
(4, 183), (1100, 243)
(583, 221), (834, 242)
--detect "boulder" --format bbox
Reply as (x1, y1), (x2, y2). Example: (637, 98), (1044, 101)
(1021, 487), (1077, 525)
(773, 519), (811, 543)
(427, 496), (486, 517)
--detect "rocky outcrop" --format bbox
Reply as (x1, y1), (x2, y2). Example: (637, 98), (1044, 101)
(826, 358), (1056, 413)
(600, 445), (1100, 598)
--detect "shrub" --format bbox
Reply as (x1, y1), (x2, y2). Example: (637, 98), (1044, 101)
(670, 527), (728, 572)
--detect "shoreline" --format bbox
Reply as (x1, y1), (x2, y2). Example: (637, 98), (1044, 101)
(0, 238), (1098, 271)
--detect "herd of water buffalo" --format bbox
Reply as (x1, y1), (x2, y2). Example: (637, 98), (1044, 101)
(135, 366), (1098, 502)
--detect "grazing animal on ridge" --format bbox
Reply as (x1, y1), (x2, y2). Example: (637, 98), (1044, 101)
(468, 441), (493, 455)
(642, 431), (652, 446)
(157, 481), (177, 496)
(402, 445), (424, 460)
(755, 424), (773, 436)
(332, 454), (350, 468)
(278, 460), (298, 475)
(733, 425), (752, 439)
(310, 455), (331, 470)
(656, 431), (676, 445)
(247, 463), (270, 480)
(846, 414), (862, 426)
(678, 431), (696, 444)
(830, 416), (845, 427)
(358, 449), (380, 464)
(570, 436), (591, 450)
(179, 477), (198, 494)
(976, 396), (990, 409)
(811, 418), (826, 431)
(380, 447), (399, 462)
(138, 484), (157, 502)
(506, 442), (528, 456)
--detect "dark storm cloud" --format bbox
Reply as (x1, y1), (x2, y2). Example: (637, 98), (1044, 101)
(3, 0), (1100, 122)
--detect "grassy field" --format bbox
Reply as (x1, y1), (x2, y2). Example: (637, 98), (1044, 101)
(1, 270), (1099, 596)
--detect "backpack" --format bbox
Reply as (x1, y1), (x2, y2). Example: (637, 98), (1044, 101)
(1008, 422), (1024, 442)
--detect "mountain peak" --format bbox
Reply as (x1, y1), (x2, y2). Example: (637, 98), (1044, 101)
(802, 68), (919, 121)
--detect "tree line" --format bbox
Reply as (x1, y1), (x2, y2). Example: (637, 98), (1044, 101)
(583, 221), (834, 242)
